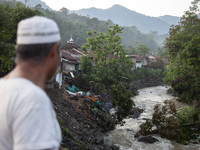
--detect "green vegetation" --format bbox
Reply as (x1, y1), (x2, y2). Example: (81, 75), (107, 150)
(81, 25), (134, 121)
(164, 0), (200, 103)
(136, 1), (200, 144)
(81, 24), (134, 90)
(135, 101), (200, 145)
(111, 82), (134, 121)
(128, 68), (164, 81)
(135, 43), (150, 57)
(133, 1), (200, 144)
(0, 1), (41, 72)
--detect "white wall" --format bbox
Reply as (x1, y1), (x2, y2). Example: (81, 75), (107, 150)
(136, 62), (142, 68)
(63, 61), (75, 71)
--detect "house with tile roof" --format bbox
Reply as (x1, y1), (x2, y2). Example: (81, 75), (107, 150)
(127, 54), (169, 69)
(127, 55), (144, 69)
(61, 37), (84, 73)
(61, 37), (95, 73)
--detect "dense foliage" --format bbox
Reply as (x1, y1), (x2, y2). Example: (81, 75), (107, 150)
(81, 25), (134, 89)
(81, 25), (134, 121)
(111, 83), (134, 121)
(129, 68), (164, 81)
(164, 0), (200, 103)
(0, 1), (41, 73)
(135, 101), (200, 145)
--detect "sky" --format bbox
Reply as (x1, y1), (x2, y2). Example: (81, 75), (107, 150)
(41, 0), (193, 17)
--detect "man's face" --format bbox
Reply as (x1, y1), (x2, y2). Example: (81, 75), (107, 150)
(46, 43), (60, 81)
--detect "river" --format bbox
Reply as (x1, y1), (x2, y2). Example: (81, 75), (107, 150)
(106, 86), (200, 150)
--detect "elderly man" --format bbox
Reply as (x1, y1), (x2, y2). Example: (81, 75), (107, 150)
(0, 16), (62, 150)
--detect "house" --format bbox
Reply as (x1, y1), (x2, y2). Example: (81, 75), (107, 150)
(61, 37), (95, 73)
(127, 54), (168, 69)
(161, 57), (170, 68)
(127, 55), (144, 69)
(61, 50), (80, 72)
(61, 37), (84, 73)
(143, 54), (166, 69)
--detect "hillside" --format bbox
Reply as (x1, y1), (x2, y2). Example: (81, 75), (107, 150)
(72, 4), (180, 34)
(159, 15), (180, 25)
(16, 0), (51, 10)
(4, 0), (167, 52)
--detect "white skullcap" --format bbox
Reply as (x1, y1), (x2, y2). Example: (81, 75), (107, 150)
(17, 16), (61, 44)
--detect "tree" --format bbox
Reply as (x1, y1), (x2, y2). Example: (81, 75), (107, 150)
(35, 4), (42, 10)
(81, 24), (134, 121)
(136, 43), (150, 57)
(157, 47), (168, 58)
(60, 7), (69, 16)
(126, 45), (138, 55)
(164, 0), (200, 103)
(81, 24), (133, 89)
(0, 2), (41, 73)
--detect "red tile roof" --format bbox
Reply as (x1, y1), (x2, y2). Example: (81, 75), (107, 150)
(61, 50), (79, 64)
(161, 58), (170, 65)
(62, 42), (80, 50)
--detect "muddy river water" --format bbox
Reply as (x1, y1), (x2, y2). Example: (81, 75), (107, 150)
(107, 86), (200, 150)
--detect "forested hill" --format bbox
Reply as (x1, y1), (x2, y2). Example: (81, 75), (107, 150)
(72, 4), (180, 34)
(16, 0), (51, 10)
(1, 0), (170, 53)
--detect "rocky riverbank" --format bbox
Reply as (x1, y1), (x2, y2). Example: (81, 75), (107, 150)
(45, 81), (119, 150)
(45, 71), (164, 150)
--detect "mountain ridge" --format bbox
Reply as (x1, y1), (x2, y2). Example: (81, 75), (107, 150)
(71, 4), (180, 34)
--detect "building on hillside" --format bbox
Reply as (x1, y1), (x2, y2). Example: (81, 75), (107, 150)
(61, 37), (84, 73)
(62, 37), (81, 50)
(143, 54), (165, 69)
(61, 37), (95, 73)
(161, 57), (170, 68)
(127, 55), (144, 69)
(127, 54), (168, 69)
(61, 50), (80, 72)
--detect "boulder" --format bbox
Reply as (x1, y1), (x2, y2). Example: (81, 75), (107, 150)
(138, 135), (159, 144)
(129, 107), (144, 119)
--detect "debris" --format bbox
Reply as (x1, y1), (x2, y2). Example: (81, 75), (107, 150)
(86, 91), (91, 97)
(66, 85), (80, 93)
(102, 102), (112, 112)
(70, 72), (74, 78)
(66, 90), (77, 95)
(56, 72), (62, 89)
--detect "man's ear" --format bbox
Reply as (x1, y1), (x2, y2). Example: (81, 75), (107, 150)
(48, 43), (59, 58)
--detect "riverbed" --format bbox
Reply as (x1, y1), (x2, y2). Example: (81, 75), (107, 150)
(107, 86), (200, 150)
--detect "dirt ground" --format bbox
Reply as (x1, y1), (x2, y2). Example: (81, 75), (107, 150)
(45, 82), (119, 150)
(45, 73), (162, 149)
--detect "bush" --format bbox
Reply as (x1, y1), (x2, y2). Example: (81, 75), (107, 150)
(135, 101), (200, 144)
(111, 82), (135, 121)
(176, 106), (199, 124)
(130, 68), (163, 81)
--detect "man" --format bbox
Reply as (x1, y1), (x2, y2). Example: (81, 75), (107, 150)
(0, 16), (62, 150)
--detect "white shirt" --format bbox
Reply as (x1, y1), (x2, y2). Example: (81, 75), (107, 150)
(0, 78), (61, 150)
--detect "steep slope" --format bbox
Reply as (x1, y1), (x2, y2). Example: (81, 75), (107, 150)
(45, 80), (118, 150)
(72, 4), (179, 34)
